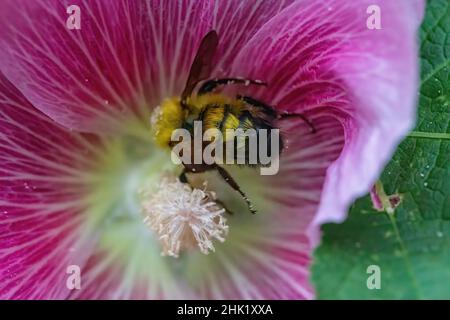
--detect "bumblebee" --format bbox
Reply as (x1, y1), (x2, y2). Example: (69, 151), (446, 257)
(152, 30), (315, 214)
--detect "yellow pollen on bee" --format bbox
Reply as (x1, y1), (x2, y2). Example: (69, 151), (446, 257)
(151, 98), (184, 148)
(151, 93), (245, 148)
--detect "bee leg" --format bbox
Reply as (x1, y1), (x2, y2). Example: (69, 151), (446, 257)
(278, 112), (317, 133)
(179, 167), (235, 215)
(179, 168), (189, 183)
(215, 199), (235, 216)
(215, 165), (257, 215)
(237, 95), (277, 117)
(198, 78), (267, 95)
(237, 95), (317, 133)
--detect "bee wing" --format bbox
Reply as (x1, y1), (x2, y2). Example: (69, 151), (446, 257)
(181, 30), (219, 101)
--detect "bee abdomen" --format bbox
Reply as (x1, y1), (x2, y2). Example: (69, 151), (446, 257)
(231, 112), (283, 166)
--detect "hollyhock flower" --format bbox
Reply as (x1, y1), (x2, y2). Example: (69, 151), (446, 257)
(0, 0), (423, 299)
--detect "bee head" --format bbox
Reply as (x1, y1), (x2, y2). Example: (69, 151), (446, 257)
(150, 97), (185, 148)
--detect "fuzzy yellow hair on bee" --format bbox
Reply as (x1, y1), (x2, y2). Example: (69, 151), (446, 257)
(189, 94), (243, 141)
(151, 97), (185, 148)
(152, 93), (247, 148)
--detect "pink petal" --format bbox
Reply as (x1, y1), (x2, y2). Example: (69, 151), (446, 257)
(0, 0), (424, 300)
(205, 113), (344, 299)
(212, 0), (295, 70)
(64, 112), (343, 300)
(227, 0), (424, 245)
(312, 0), (423, 243)
(0, 73), (98, 299)
(0, 0), (162, 132)
(0, 0), (296, 133)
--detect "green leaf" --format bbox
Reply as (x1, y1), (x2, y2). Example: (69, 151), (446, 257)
(312, 0), (450, 299)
